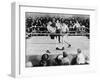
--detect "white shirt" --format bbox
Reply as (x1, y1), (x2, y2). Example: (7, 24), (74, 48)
(81, 25), (85, 28)
(57, 54), (63, 60)
(73, 22), (80, 28)
(77, 53), (85, 64)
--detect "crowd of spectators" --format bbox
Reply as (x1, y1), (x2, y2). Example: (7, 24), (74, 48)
(26, 16), (90, 38)
(26, 49), (89, 67)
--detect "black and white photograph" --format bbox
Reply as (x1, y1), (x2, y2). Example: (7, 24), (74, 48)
(25, 12), (90, 67)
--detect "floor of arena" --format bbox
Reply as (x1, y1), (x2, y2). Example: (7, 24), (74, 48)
(26, 35), (89, 65)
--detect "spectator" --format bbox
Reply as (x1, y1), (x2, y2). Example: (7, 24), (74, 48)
(26, 15), (90, 38)
(76, 49), (86, 65)
(39, 50), (50, 66)
(26, 61), (33, 67)
(55, 54), (63, 65)
(61, 51), (70, 65)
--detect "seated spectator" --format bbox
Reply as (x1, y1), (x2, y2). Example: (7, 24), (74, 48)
(76, 49), (86, 65)
(73, 21), (81, 33)
(70, 54), (77, 65)
(61, 51), (70, 65)
(39, 50), (50, 66)
(26, 61), (33, 67)
(55, 54), (63, 65)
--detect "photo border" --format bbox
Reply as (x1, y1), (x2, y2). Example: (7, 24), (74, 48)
(11, 2), (97, 78)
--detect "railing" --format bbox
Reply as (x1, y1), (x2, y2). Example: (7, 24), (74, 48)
(26, 31), (89, 39)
